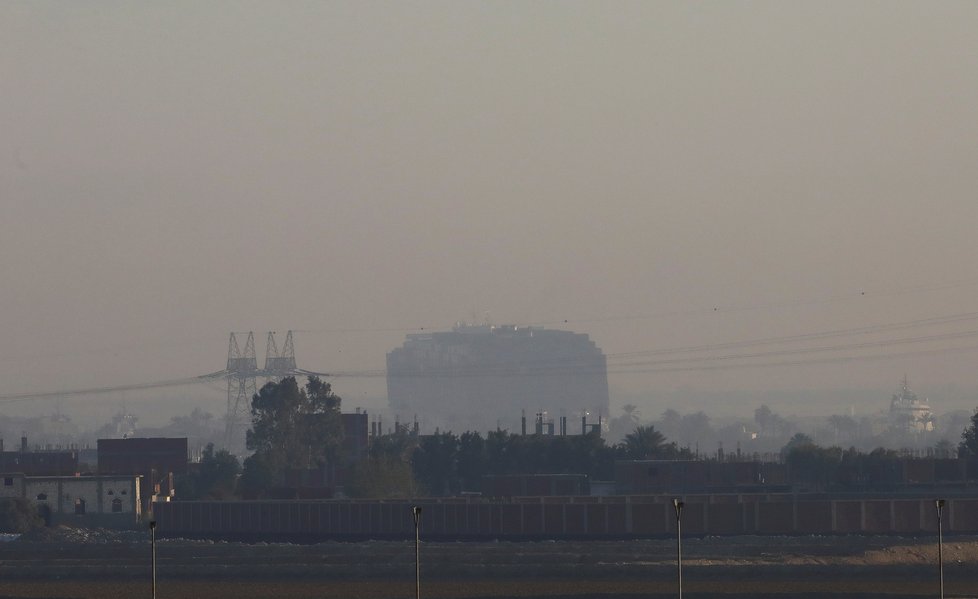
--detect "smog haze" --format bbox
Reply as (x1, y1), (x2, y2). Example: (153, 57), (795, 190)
(2, 2), (978, 428)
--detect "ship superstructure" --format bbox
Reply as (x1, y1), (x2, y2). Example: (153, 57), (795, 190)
(888, 376), (934, 433)
(386, 323), (609, 433)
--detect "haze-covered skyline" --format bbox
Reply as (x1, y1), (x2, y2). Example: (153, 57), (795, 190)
(3, 2), (978, 428)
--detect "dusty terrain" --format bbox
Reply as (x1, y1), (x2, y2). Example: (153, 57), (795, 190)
(0, 527), (976, 598)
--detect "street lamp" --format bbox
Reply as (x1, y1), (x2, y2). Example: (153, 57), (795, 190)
(935, 499), (945, 599)
(412, 506), (422, 599)
(673, 499), (684, 599)
(149, 520), (157, 599)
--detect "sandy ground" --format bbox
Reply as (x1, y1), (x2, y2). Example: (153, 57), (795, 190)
(1, 529), (977, 598)
(0, 579), (974, 599)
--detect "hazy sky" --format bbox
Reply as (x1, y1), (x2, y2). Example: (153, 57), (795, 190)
(2, 2), (978, 427)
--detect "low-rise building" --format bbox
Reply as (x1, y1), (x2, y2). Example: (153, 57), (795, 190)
(0, 473), (141, 528)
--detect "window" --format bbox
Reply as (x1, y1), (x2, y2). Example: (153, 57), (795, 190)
(111, 498), (123, 513)
(74, 498), (86, 515)
(121, 490), (127, 495)
(35, 493), (47, 501)
(107, 490), (114, 496)
(3, 478), (12, 487)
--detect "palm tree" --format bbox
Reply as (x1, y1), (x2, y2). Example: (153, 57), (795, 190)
(622, 425), (668, 459)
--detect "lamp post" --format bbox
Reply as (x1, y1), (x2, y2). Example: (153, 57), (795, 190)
(412, 506), (422, 599)
(935, 499), (945, 599)
(149, 520), (157, 599)
(673, 498), (684, 599)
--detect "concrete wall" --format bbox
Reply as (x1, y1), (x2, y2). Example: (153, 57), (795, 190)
(482, 475), (589, 497)
(0, 475), (25, 499)
(615, 461), (788, 494)
(155, 493), (972, 539)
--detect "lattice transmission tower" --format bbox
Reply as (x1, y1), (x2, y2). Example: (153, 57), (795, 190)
(221, 329), (328, 453)
(224, 332), (258, 451)
(263, 330), (297, 382)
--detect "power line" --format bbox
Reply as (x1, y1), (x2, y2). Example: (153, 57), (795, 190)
(611, 329), (978, 370)
(606, 311), (978, 359)
(337, 325), (978, 379)
(7, 304), (978, 399)
(609, 343), (978, 375)
(0, 371), (225, 404)
(359, 311), (978, 377)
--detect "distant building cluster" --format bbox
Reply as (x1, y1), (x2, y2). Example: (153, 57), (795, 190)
(0, 435), (176, 527)
(386, 324), (609, 433)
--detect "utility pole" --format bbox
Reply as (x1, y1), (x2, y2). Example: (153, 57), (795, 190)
(673, 498), (684, 599)
(149, 520), (157, 599)
(412, 506), (422, 599)
(936, 499), (945, 599)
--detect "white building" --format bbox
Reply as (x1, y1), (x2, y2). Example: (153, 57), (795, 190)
(0, 473), (141, 528)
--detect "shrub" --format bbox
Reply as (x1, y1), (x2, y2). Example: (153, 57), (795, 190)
(0, 498), (43, 533)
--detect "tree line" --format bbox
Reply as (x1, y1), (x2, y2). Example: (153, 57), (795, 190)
(357, 425), (693, 497)
(177, 377), (691, 499)
(175, 377), (978, 500)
